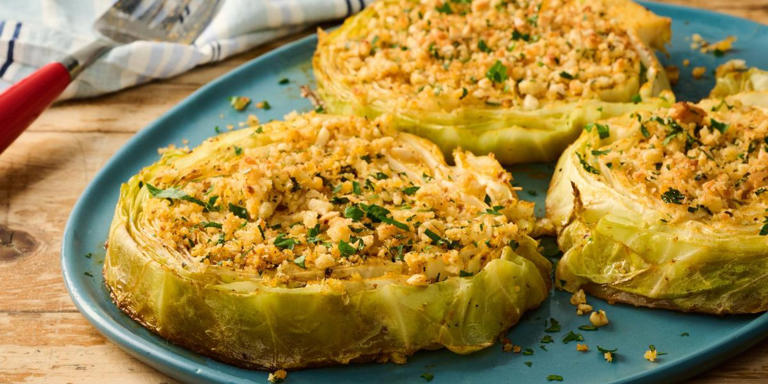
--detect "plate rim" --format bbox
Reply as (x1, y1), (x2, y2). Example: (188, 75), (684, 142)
(61, 2), (768, 383)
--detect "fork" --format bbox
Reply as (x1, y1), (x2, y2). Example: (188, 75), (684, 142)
(0, 0), (222, 154)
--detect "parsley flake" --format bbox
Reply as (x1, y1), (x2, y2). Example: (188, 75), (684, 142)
(710, 118), (729, 133)
(228, 203), (250, 220)
(293, 255), (306, 269)
(486, 60), (508, 84)
(562, 331), (584, 344)
(544, 318), (561, 333)
(435, 2), (452, 14)
(274, 234), (297, 250)
(661, 188), (685, 204)
(477, 39), (492, 53)
(338, 240), (357, 257)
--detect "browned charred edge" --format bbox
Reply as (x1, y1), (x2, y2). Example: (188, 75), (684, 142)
(580, 283), (767, 316)
(101, 269), (539, 371)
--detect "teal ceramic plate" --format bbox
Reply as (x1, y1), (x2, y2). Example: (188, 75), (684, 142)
(62, 2), (768, 383)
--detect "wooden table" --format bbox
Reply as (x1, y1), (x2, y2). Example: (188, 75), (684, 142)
(1, 1), (766, 383)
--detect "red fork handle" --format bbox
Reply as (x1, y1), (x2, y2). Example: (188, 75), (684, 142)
(0, 62), (71, 154)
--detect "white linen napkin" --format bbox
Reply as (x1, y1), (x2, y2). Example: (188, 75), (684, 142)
(0, 0), (372, 99)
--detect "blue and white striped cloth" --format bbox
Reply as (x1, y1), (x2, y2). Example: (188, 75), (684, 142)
(0, 0), (372, 99)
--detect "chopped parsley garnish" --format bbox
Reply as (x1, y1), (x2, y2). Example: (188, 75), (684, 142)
(274, 234), (297, 250)
(631, 94), (642, 104)
(485, 205), (505, 216)
(648, 344), (667, 356)
(84, 271), (94, 277)
(229, 96), (250, 111)
(508, 239), (519, 250)
(591, 149), (611, 156)
(420, 372), (434, 382)
(424, 229), (460, 249)
(201, 221), (222, 229)
(596, 123), (610, 139)
(544, 318), (561, 333)
(307, 224), (321, 244)
(576, 152), (600, 175)
(680, 332), (690, 337)
(460, 87), (468, 99)
(661, 188), (685, 205)
(486, 60), (508, 84)
(403, 186), (420, 195)
(578, 325), (598, 331)
(360, 154), (372, 163)
(331, 196), (350, 204)
(260, 100), (271, 110)
(597, 346), (617, 353)
(373, 172), (389, 180)
(278, 78), (289, 85)
(360, 204), (409, 231)
(352, 181), (362, 195)
(477, 39), (492, 53)
(511, 30), (531, 42)
(710, 118), (728, 133)
(228, 203), (250, 220)
(84, 252), (93, 259)
(640, 123), (651, 138)
(522, 348), (534, 355)
(234, 146), (243, 156)
(435, 2), (452, 14)
(559, 71), (574, 80)
(344, 205), (365, 221)
(760, 217), (768, 236)
(459, 270), (473, 277)
(547, 375), (564, 382)
(338, 240), (357, 257)
(293, 255), (306, 269)
(540, 335), (554, 344)
(146, 183), (219, 211)
(562, 331), (584, 344)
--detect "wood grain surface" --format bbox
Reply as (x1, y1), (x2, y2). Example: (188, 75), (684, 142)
(1, 1), (766, 383)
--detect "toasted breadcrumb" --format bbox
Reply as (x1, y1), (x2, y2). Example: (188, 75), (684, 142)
(576, 303), (593, 316)
(268, 369), (287, 383)
(570, 289), (587, 305)
(682, 59), (690, 67)
(589, 310), (609, 327)
(406, 274), (429, 286)
(604, 352), (614, 362)
(576, 344), (589, 352)
(691, 34), (736, 55)
(692, 66), (707, 79)
(644, 349), (658, 362)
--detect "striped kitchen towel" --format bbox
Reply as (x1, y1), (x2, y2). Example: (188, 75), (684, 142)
(0, 0), (372, 99)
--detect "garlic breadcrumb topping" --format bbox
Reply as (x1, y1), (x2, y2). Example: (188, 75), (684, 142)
(579, 100), (768, 227)
(318, 0), (666, 110)
(139, 113), (534, 284)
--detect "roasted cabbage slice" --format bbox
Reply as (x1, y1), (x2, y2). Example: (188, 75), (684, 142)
(547, 65), (768, 314)
(104, 112), (551, 369)
(313, 0), (673, 164)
